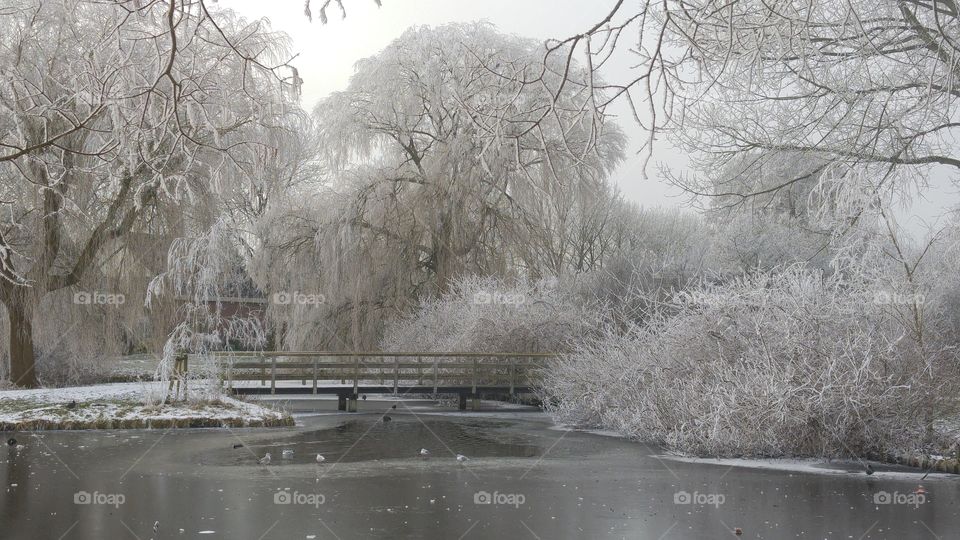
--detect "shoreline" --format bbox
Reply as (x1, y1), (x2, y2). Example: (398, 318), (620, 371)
(549, 423), (960, 476)
(0, 382), (292, 432)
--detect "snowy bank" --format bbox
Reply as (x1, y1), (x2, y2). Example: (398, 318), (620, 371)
(0, 382), (292, 431)
(661, 455), (960, 479)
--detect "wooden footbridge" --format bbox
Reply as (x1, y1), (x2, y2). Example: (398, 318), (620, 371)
(213, 351), (554, 410)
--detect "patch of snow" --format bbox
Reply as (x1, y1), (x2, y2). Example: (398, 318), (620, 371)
(548, 424), (626, 438)
(0, 382), (287, 427)
(0, 382), (155, 403)
(661, 455), (957, 480)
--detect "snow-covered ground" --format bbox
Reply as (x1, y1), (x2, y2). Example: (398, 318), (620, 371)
(661, 455), (958, 480)
(0, 382), (290, 430)
(0, 381), (152, 403)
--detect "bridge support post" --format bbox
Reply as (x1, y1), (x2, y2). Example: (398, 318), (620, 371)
(337, 394), (347, 411)
(347, 393), (358, 412)
(458, 393), (467, 411)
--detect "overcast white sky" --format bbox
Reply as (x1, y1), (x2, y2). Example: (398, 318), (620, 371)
(223, 0), (958, 236)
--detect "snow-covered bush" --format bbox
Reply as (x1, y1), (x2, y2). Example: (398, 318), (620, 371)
(541, 266), (959, 457)
(381, 276), (605, 353)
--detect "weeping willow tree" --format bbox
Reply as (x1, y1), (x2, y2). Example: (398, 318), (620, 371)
(256, 23), (625, 350)
(0, 0), (302, 387)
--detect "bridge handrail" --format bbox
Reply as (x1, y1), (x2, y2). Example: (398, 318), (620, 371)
(213, 351), (557, 397)
(208, 351), (557, 358)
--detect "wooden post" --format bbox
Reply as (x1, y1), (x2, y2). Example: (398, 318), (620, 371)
(338, 394), (347, 411)
(352, 354), (359, 396)
(458, 393), (467, 411)
(167, 350), (188, 401)
(227, 356), (234, 391)
(270, 355), (276, 395)
(260, 353), (265, 386)
(393, 356), (399, 395)
(509, 357), (515, 395)
(312, 357), (318, 395)
(433, 358), (439, 394)
(417, 356), (423, 386)
(471, 356), (478, 395)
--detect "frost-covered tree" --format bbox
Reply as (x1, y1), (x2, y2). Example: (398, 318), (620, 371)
(253, 23), (625, 350)
(560, 1), (960, 203)
(315, 22), (625, 291)
(381, 276), (606, 354)
(0, 0), (301, 387)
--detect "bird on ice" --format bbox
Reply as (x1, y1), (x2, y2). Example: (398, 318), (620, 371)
(419, 448), (430, 457)
(456, 454), (469, 462)
(258, 452), (272, 465)
(316, 454), (325, 464)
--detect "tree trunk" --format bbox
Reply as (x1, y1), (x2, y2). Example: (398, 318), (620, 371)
(433, 216), (455, 294)
(7, 302), (38, 388)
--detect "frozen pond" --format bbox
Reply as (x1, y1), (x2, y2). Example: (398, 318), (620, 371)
(2, 403), (958, 539)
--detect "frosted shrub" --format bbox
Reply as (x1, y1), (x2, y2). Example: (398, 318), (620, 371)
(381, 276), (605, 353)
(542, 266), (958, 457)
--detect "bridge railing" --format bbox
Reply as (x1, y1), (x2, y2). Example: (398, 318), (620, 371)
(211, 351), (555, 396)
